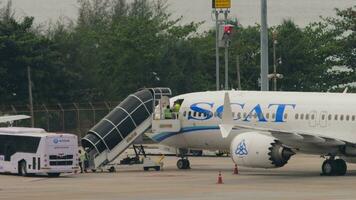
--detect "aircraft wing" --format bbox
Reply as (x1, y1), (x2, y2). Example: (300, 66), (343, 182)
(233, 124), (346, 147)
(0, 115), (31, 123)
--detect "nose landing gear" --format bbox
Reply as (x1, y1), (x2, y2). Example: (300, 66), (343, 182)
(321, 157), (347, 176)
(177, 158), (190, 169)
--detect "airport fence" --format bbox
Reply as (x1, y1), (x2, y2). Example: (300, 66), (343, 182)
(0, 102), (120, 138)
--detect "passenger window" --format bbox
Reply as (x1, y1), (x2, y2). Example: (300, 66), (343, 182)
(284, 113), (288, 120)
(352, 115), (356, 121)
(340, 115), (344, 121)
(300, 114), (304, 120)
(335, 115), (338, 120)
(328, 114), (332, 121)
(198, 112), (202, 117)
(193, 112), (197, 117)
(346, 115), (350, 121)
(311, 114), (315, 120)
(295, 113), (298, 120)
(266, 113), (270, 119)
(321, 115), (325, 120)
(183, 111), (187, 117)
(272, 113), (276, 119)
(306, 114), (309, 120)
(188, 111), (191, 117)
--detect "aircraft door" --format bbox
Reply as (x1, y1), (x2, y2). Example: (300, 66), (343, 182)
(319, 111), (328, 127)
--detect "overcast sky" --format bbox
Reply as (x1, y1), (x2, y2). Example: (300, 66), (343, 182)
(6, 0), (356, 30)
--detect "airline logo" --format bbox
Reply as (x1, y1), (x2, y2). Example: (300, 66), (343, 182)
(189, 103), (296, 122)
(53, 138), (70, 144)
(235, 140), (248, 156)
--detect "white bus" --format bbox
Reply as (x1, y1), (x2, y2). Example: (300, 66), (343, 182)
(0, 127), (79, 177)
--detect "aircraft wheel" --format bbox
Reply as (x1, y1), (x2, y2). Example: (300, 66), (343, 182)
(322, 159), (347, 176)
(177, 159), (190, 169)
(334, 159), (347, 176)
(185, 159), (190, 169)
(177, 159), (185, 169)
(322, 160), (336, 176)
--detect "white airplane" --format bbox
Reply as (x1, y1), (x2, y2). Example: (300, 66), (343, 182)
(148, 90), (356, 176)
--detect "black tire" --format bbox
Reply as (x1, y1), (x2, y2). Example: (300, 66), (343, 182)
(19, 161), (27, 176)
(91, 169), (97, 173)
(186, 159), (190, 169)
(177, 159), (184, 169)
(48, 173), (61, 177)
(322, 160), (336, 176)
(177, 159), (190, 169)
(155, 166), (160, 171)
(335, 159), (347, 176)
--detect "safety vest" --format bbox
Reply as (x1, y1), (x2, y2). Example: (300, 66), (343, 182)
(173, 104), (180, 113)
(79, 154), (86, 162)
(164, 108), (172, 119)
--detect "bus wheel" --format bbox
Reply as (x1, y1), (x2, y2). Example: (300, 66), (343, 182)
(48, 173), (61, 177)
(19, 161), (27, 176)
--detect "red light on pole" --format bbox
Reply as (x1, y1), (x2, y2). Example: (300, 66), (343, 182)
(224, 25), (234, 34)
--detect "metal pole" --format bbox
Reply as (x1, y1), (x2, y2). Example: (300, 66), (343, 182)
(27, 65), (34, 127)
(236, 55), (241, 90)
(260, 0), (269, 91)
(273, 39), (277, 91)
(215, 10), (220, 91)
(224, 10), (229, 90)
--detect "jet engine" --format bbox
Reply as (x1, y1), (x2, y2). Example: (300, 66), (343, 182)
(230, 132), (295, 168)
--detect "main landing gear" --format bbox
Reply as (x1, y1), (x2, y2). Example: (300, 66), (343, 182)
(321, 157), (347, 176)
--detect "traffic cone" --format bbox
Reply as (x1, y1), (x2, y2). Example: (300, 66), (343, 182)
(217, 171), (223, 184)
(233, 164), (239, 175)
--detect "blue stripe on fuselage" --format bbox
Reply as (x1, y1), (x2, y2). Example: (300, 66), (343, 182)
(151, 126), (220, 142)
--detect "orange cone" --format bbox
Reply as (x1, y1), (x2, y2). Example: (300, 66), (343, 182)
(217, 171), (223, 184)
(233, 164), (239, 175)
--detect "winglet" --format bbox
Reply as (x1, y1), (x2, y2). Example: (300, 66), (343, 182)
(0, 115), (30, 124)
(219, 92), (234, 138)
(343, 87), (348, 93)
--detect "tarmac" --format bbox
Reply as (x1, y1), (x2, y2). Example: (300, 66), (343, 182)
(1, 154), (356, 200)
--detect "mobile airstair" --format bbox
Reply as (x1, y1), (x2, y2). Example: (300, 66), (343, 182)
(81, 88), (172, 170)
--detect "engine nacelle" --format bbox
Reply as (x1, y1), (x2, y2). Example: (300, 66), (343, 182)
(230, 132), (294, 168)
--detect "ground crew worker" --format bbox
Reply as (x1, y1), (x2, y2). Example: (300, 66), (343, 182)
(83, 151), (89, 173)
(79, 149), (84, 173)
(164, 105), (172, 119)
(173, 103), (181, 119)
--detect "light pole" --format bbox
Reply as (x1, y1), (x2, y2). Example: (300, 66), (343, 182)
(27, 65), (34, 127)
(268, 31), (283, 90)
(224, 10), (229, 90)
(273, 33), (278, 91)
(215, 10), (220, 91)
(260, 0), (269, 91)
(213, 0), (231, 90)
